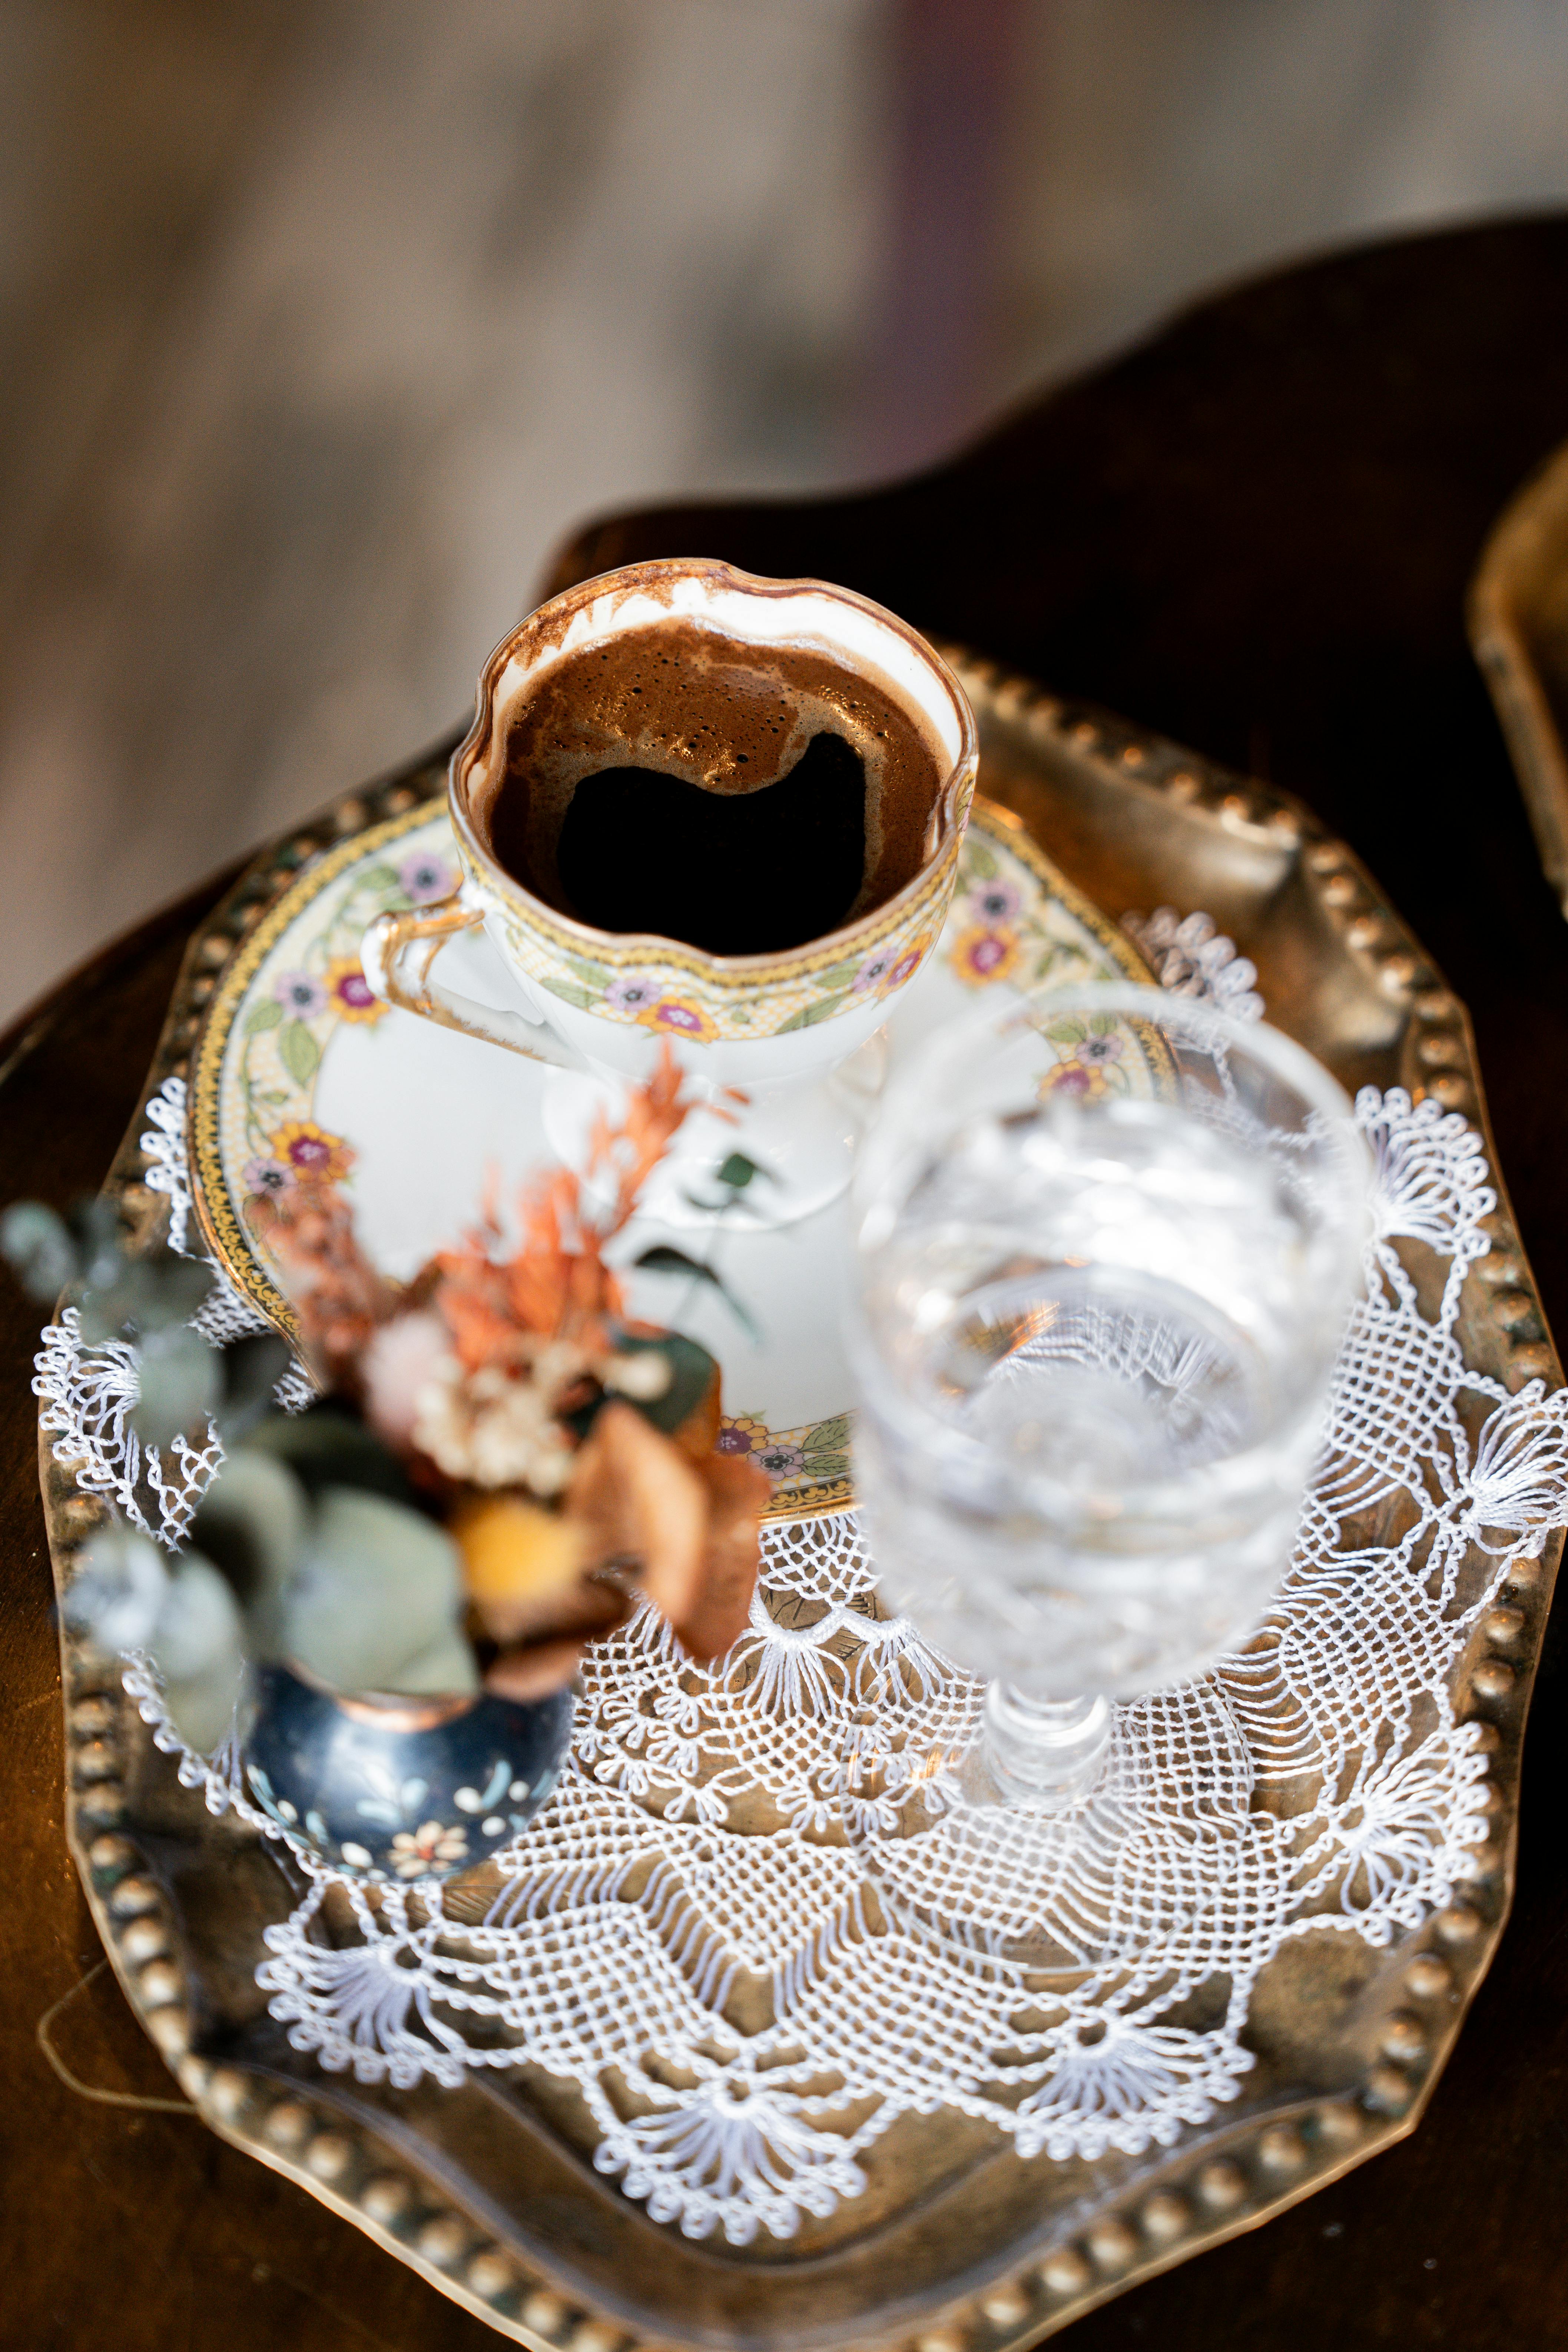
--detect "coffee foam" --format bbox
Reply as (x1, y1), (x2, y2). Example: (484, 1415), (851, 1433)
(476, 616), (948, 927)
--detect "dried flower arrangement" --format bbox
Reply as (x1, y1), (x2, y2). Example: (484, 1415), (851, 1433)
(4, 1047), (768, 1877)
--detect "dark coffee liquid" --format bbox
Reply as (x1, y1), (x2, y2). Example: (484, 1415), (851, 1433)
(479, 619), (945, 955)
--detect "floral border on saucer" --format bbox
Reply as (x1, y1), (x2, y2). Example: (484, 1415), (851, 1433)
(188, 796), (1150, 1521)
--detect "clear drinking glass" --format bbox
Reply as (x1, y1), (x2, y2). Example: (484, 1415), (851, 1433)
(845, 983), (1368, 1963)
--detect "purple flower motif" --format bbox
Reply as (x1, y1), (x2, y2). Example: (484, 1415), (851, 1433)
(243, 1156), (293, 1200)
(399, 848), (458, 905)
(272, 970), (327, 1018)
(851, 949), (896, 995)
(1073, 1032), (1124, 1067)
(755, 1442), (806, 1481)
(968, 879), (1021, 926)
(604, 972), (661, 1016)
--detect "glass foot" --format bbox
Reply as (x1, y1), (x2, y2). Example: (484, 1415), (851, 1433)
(842, 1688), (1139, 1981)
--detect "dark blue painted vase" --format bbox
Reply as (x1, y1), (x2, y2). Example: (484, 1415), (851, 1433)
(242, 1663), (574, 1882)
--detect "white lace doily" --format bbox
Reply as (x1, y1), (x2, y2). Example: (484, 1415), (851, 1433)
(37, 960), (1568, 2249)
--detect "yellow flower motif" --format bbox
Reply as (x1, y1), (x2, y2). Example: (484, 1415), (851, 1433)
(324, 953), (387, 1025)
(949, 924), (1020, 988)
(717, 1413), (768, 1461)
(881, 932), (934, 996)
(269, 1120), (355, 1184)
(390, 1819), (469, 1878)
(1040, 1060), (1111, 1103)
(637, 996), (720, 1044)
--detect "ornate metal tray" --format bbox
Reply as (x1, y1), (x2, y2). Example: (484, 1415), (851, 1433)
(43, 660), (1561, 2349)
(1469, 431), (1568, 915)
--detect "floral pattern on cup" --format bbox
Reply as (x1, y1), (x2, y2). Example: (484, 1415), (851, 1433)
(485, 823), (961, 1042)
(604, 972), (663, 1017)
(639, 997), (720, 1044)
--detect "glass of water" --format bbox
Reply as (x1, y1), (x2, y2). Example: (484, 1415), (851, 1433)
(847, 983), (1368, 1857)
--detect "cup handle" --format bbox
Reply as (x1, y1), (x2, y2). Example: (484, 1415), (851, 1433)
(361, 890), (584, 1069)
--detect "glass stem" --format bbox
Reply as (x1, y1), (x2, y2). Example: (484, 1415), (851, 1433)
(981, 1683), (1110, 1807)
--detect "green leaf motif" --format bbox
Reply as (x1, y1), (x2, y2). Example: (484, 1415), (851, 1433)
(537, 975), (598, 1012)
(776, 991), (849, 1034)
(560, 952), (610, 987)
(965, 841), (999, 881)
(279, 1020), (321, 1087)
(811, 957), (864, 993)
(799, 1452), (850, 1482)
(803, 1413), (850, 1451)
(245, 998), (284, 1036)
(1043, 1017), (1088, 1046)
(357, 864), (398, 891)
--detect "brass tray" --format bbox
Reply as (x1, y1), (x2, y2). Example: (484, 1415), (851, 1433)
(1469, 432), (1568, 915)
(44, 662), (1561, 2349)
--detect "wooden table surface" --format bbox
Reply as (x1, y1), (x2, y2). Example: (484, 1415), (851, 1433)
(6, 215), (1568, 2349)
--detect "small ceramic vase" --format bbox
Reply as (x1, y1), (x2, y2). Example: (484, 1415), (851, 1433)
(242, 1662), (573, 1883)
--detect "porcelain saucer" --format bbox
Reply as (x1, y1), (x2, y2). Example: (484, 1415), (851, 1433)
(189, 798), (1152, 1520)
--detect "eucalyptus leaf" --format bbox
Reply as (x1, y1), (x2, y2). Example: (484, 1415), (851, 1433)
(389, 1631), (481, 1697)
(154, 1555), (248, 1679)
(130, 1325), (222, 1450)
(61, 1520), (169, 1651)
(0, 1202), (77, 1301)
(279, 1019), (321, 1087)
(285, 1487), (467, 1696)
(216, 1332), (294, 1438)
(189, 1449), (310, 1659)
(153, 1558), (249, 1753)
(242, 1404), (416, 1506)
(78, 1252), (212, 1344)
(67, 1196), (127, 1291)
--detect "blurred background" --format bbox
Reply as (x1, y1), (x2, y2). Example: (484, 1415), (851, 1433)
(3, 0), (1568, 1026)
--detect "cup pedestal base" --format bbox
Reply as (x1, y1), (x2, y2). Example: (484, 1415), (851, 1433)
(540, 1033), (886, 1232)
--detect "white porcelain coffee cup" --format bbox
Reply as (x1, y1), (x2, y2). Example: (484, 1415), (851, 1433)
(362, 558), (978, 1227)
